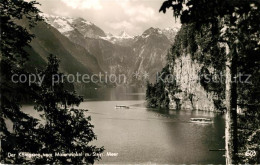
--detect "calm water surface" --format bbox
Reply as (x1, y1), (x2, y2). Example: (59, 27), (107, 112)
(23, 87), (225, 164)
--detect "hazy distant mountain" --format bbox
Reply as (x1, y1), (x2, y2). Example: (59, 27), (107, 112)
(40, 14), (180, 85)
(130, 27), (171, 83)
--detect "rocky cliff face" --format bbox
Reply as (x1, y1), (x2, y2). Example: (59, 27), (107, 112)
(167, 54), (218, 111)
(146, 24), (226, 111)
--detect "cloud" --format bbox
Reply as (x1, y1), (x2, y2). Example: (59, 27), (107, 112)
(52, 9), (70, 17)
(116, 0), (158, 22)
(125, 5), (154, 17)
(130, 7), (159, 23)
(37, 0), (181, 35)
(60, 0), (102, 10)
(106, 20), (142, 35)
(107, 21), (135, 30)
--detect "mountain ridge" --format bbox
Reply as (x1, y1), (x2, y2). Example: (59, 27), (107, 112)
(38, 13), (180, 85)
(41, 13), (179, 44)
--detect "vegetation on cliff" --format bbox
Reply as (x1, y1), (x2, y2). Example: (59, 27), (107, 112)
(146, 65), (171, 109)
(146, 23), (226, 110)
(151, 0), (260, 163)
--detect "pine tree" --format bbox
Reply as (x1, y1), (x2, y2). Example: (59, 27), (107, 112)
(1, 1), (104, 163)
(1, 0), (42, 163)
(33, 55), (104, 164)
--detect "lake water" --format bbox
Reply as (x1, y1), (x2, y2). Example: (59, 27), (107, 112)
(23, 87), (225, 164)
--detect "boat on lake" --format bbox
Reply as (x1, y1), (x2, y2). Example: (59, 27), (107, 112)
(190, 118), (213, 124)
(115, 105), (130, 109)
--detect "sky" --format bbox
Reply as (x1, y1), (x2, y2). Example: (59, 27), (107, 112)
(36, 0), (181, 36)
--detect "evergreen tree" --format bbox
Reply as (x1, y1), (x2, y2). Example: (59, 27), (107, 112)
(146, 65), (172, 109)
(33, 55), (104, 164)
(1, 1), (104, 164)
(0, 0), (42, 163)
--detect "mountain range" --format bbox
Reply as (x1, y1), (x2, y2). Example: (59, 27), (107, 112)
(25, 13), (179, 88)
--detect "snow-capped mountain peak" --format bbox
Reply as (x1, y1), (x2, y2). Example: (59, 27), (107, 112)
(139, 27), (179, 42)
(164, 27), (180, 32)
(118, 31), (132, 38)
(141, 27), (163, 38)
(74, 17), (93, 26)
(100, 31), (134, 45)
(40, 13), (179, 45)
(40, 13), (106, 38)
(40, 13), (74, 34)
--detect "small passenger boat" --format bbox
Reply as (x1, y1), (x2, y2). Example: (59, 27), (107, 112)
(190, 118), (213, 124)
(115, 105), (130, 109)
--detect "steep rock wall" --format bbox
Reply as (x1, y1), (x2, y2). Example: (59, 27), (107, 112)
(146, 24), (226, 111)
(167, 53), (220, 111)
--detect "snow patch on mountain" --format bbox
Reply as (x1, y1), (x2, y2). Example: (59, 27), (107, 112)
(41, 13), (74, 34)
(40, 13), (105, 38)
(53, 19), (73, 33)
(41, 13), (179, 45)
(100, 31), (134, 45)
